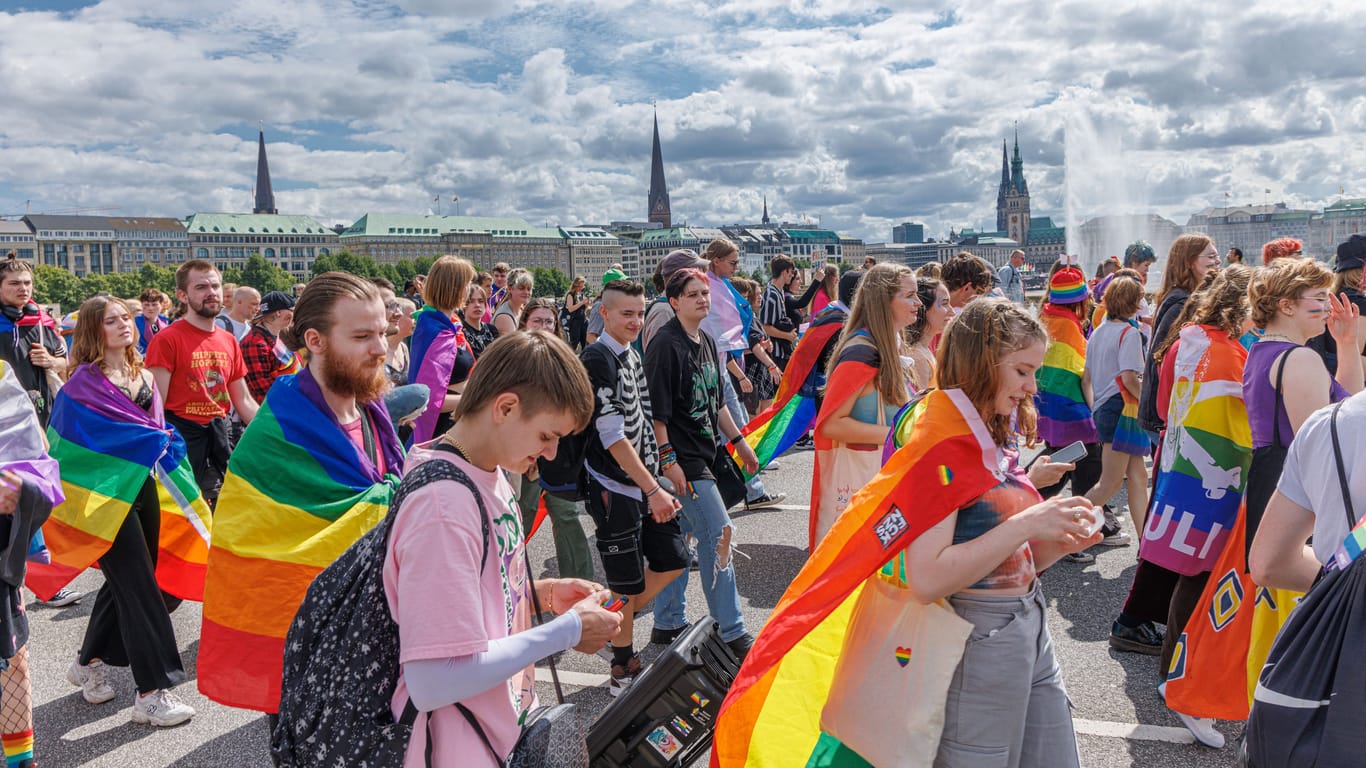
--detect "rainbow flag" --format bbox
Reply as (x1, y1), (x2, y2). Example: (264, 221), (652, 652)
(1035, 304), (1098, 445)
(735, 308), (844, 475)
(0, 360), (62, 510)
(1328, 509), (1366, 572)
(1166, 509), (1299, 719)
(25, 364), (212, 602)
(1144, 324), (1251, 576)
(808, 338), (880, 550)
(1112, 323), (1151, 455)
(712, 388), (1002, 767)
(408, 305), (468, 444)
(199, 367), (403, 713)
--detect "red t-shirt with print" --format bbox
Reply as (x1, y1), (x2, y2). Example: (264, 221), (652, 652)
(145, 320), (247, 425)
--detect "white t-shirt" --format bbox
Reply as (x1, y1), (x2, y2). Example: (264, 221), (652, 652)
(1277, 390), (1366, 565)
(1085, 318), (1146, 406)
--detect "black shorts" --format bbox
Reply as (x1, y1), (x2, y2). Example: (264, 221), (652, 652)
(584, 475), (689, 596)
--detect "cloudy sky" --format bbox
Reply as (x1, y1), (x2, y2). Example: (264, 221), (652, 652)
(1, 0), (1364, 243)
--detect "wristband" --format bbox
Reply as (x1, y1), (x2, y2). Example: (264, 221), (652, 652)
(728, 434), (745, 447)
(767, 365), (780, 372)
(645, 483), (663, 498)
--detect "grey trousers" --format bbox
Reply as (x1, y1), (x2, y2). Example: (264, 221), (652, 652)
(935, 582), (1081, 768)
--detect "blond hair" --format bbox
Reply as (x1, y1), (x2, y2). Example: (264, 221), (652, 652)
(830, 263), (916, 406)
(69, 296), (141, 376)
(424, 255), (476, 313)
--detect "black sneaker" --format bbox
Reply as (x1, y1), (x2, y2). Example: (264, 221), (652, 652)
(609, 655), (642, 698)
(744, 493), (786, 511)
(1109, 620), (1164, 655)
(726, 633), (755, 664)
(793, 436), (815, 451)
(650, 625), (686, 646)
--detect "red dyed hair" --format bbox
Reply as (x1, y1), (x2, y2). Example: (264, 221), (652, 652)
(1262, 237), (1303, 264)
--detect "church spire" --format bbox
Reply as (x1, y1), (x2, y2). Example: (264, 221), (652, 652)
(762, 194), (770, 225)
(1010, 125), (1028, 195)
(996, 139), (1011, 232)
(647, 108), (672, 228)
(253, 122), (277, 215)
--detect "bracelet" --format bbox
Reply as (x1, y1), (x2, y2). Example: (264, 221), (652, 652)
(728, 434), (744, 447)
(645, 483), (663, 497)
(767, 365), (780, 372)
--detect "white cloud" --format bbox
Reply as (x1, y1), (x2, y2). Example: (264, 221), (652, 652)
(1, 0), (1365, 243)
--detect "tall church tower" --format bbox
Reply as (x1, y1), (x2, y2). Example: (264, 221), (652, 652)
(647, 110), (672, 228)
(995, 141), (1010, 233)
(253, 123), (278, 215)
(1004, 129), (1031, 247)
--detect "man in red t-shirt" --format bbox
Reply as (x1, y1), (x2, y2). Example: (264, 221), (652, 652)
(146, 260), (258, 503)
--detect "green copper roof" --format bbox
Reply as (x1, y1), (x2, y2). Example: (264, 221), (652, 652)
(639, 227), (699, 244)
(783, 228), (838, 240)
(185, 212), (333, 235)
(340, 213), (557, 240)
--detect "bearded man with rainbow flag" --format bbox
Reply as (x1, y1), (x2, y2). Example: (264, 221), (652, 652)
(199, 273), (404, 720)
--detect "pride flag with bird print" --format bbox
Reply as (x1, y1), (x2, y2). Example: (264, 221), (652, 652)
(26, 363), (212, 602)
(198, 367), (403, 713)
(712, 388), (1002, 767)
(1144, 323), (1251, 576)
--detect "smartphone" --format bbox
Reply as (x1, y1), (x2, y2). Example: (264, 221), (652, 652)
(1084, 508), (1106, 537)
(602, 595), (629, 612)
(1048, 440), (1088, 466)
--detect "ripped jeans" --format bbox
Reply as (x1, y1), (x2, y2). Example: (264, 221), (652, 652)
(652, 479), (748, 643)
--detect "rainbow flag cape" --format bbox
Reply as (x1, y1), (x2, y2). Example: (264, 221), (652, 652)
(1166, 509), (1299, 719)
(199, 367), (403, 713)
(1144, 324), (1251, 576)
(712, 388), (1002, 767)
(408, 305), (468, 444)
(25, 364), (212, 602)
(808, 338), (880, 550)
(701, 271), (752, 356)
(735, 308), (844, 475)
(0, 360), (62, 509)
(1035, 304), (1098, 445)
(1112, 323), (1150, 456)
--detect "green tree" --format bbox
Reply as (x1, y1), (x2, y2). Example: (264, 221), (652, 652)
(32, 266), (83, 311)
(238, 254), (296, 294)
(530, 267), (569, 298)
(136, 265), (176, 296)
(310, 254), (338, 277)
(839, 261), (856, 275)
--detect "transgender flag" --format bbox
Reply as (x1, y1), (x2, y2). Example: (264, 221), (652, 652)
(702, 271), (752, 356)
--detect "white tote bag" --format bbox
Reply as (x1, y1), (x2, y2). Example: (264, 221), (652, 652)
(820, 567), (973, 767)
(813, 395), (886, 546)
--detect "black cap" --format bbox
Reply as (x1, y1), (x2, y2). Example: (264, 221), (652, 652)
(257, 290), (295, 317)
(1336, 235), (1366, 273)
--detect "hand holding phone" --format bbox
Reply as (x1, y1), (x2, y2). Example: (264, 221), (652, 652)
(1048, 440), (1088, 466)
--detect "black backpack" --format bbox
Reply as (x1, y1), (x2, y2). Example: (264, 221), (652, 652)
(271, 444), (490, 768)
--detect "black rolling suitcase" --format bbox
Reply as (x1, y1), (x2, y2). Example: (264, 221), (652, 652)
(587, 617), (740, 767)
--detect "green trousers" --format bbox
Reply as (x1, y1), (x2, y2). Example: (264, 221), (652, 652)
(516, 474), (595, 582)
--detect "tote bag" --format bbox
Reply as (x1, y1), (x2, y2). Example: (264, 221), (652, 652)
(813, 396), (887, 545)
(820, 566), (973, 767)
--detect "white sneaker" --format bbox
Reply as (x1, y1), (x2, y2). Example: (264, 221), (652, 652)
(1156, 681), (1167, 701)
(131, 689), (195, 727)
(1174, 710), (1225, 748)
(66, 659), (116, 704)
(43, 587), (83, 607)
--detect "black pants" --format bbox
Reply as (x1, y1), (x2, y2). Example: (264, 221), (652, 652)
(79, 478), (185, 693)
(1160, 571), (1211, 680)
(1120, 558), (1181, 625)
(166, 413), (231, 504)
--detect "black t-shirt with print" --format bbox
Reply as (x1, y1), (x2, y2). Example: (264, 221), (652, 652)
(644, 317), (721, 481)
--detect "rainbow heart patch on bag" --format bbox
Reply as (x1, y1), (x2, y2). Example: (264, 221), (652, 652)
(894, 646), (912, 667)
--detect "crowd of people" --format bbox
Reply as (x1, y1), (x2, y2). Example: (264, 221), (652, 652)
(1, 228), (1364, 766)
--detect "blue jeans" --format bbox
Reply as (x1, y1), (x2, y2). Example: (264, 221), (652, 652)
(653, 479), (747, 642)
(721, 374), (768, 502)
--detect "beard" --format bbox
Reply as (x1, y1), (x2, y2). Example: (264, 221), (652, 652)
(190, 296), (220, 319)
(315, 344), (389, 404)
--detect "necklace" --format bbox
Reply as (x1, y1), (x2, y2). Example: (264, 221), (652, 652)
(1258, 332), (1299, 344)
(442, 432), (471, 462)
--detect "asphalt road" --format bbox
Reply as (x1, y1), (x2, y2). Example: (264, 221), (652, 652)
(29, 448), (1241, 767)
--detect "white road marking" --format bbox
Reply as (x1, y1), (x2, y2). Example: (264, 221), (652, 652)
(542, 669), (1201, 746)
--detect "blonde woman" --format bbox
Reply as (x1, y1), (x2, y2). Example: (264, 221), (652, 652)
(809, 264), (919, 548)
(492, 268), (533, 336)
